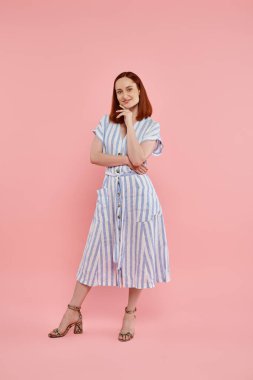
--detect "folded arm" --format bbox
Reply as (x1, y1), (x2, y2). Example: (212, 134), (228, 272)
(126, 124), (157, 166)
(90, 135), (157, 167)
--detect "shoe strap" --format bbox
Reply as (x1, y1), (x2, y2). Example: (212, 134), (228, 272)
(68, 304), (81, 311)
(125, 306), (137, 314)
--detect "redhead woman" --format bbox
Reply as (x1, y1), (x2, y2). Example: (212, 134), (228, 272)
(48, 71), (170, 342)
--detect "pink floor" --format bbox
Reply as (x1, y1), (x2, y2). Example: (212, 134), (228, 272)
(1, 264), (252, 380)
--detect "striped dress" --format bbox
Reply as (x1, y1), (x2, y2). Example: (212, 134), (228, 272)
(76, 114), (170, 289)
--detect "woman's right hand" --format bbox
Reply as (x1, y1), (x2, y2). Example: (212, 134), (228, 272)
(126, 156), (148, 175)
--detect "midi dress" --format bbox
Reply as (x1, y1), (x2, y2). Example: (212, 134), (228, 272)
(76, 114), (170, 289)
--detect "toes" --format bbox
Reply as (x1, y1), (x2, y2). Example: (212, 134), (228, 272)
(119, 332), (126, 341)
(118, 331), (133, 341)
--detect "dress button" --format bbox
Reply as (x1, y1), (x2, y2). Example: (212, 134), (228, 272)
(118, 153), (122, 155)
(118, 204), (121, 207)
(117, 192), (120, 196)
(116, 168), (120, 173)
(117, 215), (121, 219)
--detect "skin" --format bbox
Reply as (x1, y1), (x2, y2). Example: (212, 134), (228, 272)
(115, 76), (155, 167)
(49, 77), (157, 341)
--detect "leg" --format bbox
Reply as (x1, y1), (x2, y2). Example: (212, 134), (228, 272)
(50, 281), (92, 334)
(119, 288), (142, 341)
(127, 287), (142, 310)
(69, 280), (92, 307)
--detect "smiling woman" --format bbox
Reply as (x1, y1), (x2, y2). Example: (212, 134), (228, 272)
(48, 71), (170, 342)
(76, 72), (170, 291)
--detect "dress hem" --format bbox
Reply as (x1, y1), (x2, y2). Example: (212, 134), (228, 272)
(76, 275), (171, 289)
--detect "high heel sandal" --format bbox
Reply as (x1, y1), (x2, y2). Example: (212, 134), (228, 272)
(118, 306), (137, 342)
(48, 304), (83, 338)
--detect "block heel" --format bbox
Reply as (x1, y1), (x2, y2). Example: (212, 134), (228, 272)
(74, 320), (83, 334)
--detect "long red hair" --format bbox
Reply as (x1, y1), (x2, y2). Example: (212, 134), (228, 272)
(109, 72), (153, 125)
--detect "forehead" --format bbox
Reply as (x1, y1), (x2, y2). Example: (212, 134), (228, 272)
(115, 77), (136, 90)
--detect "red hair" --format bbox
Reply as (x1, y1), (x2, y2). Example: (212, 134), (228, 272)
(109, 72), (153, 124)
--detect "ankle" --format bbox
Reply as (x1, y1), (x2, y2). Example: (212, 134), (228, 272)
(125, 306), (137, 313)
(68, 303), (81, 310)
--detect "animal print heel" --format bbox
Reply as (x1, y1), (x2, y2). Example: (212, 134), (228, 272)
(118, 306), (137, 342)
(48, 304), (83, 338)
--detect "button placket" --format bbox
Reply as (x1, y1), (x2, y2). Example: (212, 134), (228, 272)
(116, 150), (122, 231)
(116, 177), (122, 235)
(112, 147), (126, 277)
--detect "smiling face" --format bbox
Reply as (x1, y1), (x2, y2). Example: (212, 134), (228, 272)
(115, 77), (140, 109)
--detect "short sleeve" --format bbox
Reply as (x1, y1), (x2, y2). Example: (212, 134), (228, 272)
(141, 121), (164, 156)
(92, 114), (106, 144)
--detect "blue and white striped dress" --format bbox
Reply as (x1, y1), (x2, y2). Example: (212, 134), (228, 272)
(76, 114), (170, 289)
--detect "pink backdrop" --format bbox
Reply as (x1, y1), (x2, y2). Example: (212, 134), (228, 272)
(0, 0), (252, 379)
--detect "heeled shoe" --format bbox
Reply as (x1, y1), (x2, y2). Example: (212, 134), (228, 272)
(48, 304), (83, 338)
(118, 306), (137, 342)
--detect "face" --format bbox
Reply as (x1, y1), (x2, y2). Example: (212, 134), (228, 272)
(115, 77), (140, 109)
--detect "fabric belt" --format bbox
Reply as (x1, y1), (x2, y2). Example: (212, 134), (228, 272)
(105, 169), (136, 177)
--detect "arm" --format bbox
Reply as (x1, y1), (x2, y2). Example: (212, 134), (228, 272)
(139, 140), (158, 161)
(126, 124), (146, 166)
(90, 135), (128, 167)
(126, 124), (158, 166)
(90, 132), (157, 168)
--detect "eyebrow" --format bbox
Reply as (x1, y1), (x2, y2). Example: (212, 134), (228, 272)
(116, 86), (133, 91)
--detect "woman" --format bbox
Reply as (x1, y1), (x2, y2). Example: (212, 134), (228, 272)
(48, 71), (170, 342)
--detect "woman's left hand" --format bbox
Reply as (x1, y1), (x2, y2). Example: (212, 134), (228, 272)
(115, 104), (133, 128)
(126, 155), (148, 174)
